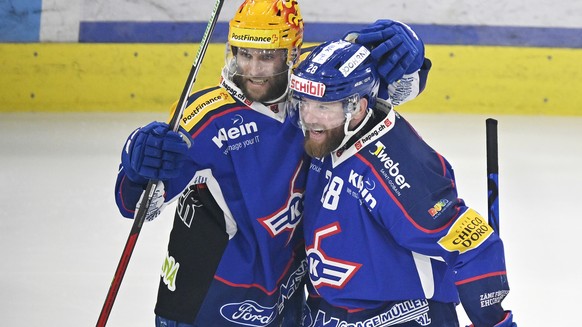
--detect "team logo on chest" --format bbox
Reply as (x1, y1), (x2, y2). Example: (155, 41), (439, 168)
(306, 223), (361, 289)
(258, 161), (305, 244)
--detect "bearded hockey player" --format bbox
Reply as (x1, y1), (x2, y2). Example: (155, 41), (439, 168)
(287, 40), (516, 327)
(117, 1), (308, 325)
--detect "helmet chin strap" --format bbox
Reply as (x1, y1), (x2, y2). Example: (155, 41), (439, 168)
(333, 108), (373, 153)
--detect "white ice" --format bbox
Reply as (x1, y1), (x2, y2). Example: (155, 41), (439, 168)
(1, 112), (580, 326)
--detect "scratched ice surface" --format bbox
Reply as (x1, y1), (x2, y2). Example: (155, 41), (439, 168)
(1, 112), (580, 326)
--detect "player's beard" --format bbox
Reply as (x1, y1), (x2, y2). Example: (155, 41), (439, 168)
(233, 71), (289, 103)
(304, 125), (345, 158)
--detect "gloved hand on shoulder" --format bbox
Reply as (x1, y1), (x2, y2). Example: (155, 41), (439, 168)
(346, 19), (425, 84)
(121, 121), (191, 185)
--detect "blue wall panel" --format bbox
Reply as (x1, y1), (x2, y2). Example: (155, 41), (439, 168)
(0, 0), (42, 42)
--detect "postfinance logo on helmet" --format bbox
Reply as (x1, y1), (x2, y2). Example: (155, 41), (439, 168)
(229, 0), (303, 60)
(230, 27), (280, 48)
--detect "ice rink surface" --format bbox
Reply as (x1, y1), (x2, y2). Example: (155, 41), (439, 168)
(1, 112), (580, 326)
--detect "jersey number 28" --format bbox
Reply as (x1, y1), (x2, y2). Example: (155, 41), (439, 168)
(321, 170), (343, 210)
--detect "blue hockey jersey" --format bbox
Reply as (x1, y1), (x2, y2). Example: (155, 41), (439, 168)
(301, 100), (510, 326)
(115, 73), (309, 325)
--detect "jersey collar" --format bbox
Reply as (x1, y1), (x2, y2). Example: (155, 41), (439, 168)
(220, 68), (286, 122)
(329, 98), (396, 167)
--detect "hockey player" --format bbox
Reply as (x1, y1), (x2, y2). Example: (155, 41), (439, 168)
(114, 0), (429, 326)
(287, 40), (516, 327)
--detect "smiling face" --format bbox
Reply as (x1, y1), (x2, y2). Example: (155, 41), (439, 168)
(231, 47), (290, 103)
(299, 98), (347, 158)
(294, 96), (369, 158)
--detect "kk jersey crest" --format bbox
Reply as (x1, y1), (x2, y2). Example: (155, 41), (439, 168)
(306, 223), (361, 289)
(258, 161), (305, 244)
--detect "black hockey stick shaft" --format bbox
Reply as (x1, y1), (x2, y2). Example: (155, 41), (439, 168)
(96, 1), (224, 326)
(486, 118), (500, 234)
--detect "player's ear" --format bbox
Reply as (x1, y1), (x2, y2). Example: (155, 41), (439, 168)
(348, 97), (369, 129)
(354, 97), (368, 120)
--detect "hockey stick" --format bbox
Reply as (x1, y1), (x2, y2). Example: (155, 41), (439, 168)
(486, 118), (500, 234)
(96, 1), (224, 325)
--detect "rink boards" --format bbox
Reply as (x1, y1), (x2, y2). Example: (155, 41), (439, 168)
(2, 43), (581, 115)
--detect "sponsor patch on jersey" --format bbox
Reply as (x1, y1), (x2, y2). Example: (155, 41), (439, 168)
(355, 117), (393, 151)
(347, 169), (378, 209)
(304, 299), (430, 327)
(161, 252), (180, 292)
(181, 88), (235, 130)
(220, 78), (253, 106)
(220, 300), (277, 326)
(428, 198), (451, 219)
(438, 208), (493, 254)
(480, 290), (510, 308)
(369, 141), (411, 197)
(211, 116), (260, 150)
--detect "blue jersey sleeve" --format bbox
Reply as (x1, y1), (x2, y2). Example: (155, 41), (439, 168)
(113, 86), (229, 218)
(114, 166), (146, 218)
(367, 114), (510, 325)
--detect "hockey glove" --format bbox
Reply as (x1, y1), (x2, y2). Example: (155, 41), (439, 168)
(134, 180), (166, 221)
(346, 19), (425, 84)
(121, 121), (191, 184)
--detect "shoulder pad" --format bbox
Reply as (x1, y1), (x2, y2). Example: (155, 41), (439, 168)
(178, 87), (236, 131)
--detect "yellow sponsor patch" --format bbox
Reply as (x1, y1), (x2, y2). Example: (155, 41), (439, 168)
(180, 88), (234, 130)
(438, 208), (493, 253)
(229, 26), (281, 49)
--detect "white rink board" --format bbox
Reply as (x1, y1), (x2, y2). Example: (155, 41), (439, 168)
(39, 0), (582, 41)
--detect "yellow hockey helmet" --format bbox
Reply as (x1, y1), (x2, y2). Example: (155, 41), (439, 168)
(229, 0), (304, 63)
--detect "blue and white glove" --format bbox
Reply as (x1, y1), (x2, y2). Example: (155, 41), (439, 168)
(346, 19), (425, 84)
(121, 121), (191, 185)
